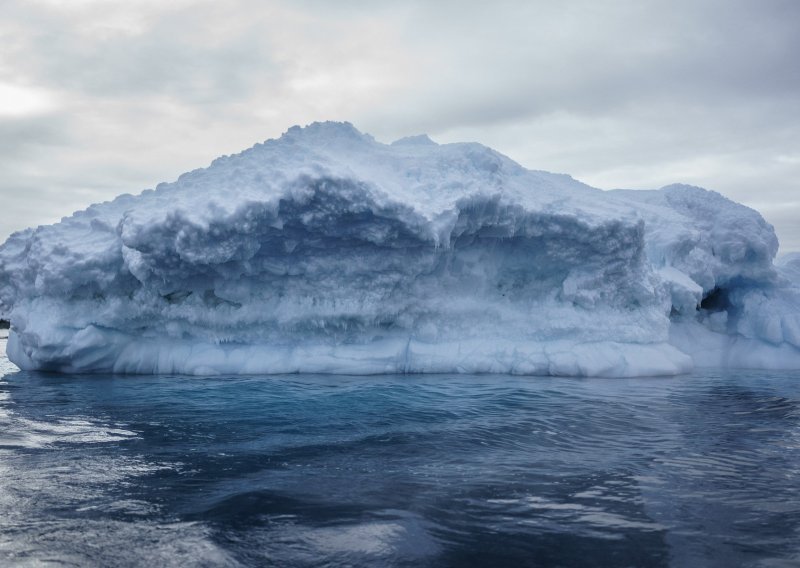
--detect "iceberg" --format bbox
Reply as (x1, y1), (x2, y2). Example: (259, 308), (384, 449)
(1, 122), (798, 376)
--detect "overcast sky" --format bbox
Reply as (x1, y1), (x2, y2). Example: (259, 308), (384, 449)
(2, 0), (798, 251)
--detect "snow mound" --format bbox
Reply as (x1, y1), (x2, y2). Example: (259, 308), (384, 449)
(1, 122), (798, 376)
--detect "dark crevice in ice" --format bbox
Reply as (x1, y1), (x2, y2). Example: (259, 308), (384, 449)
(699, 287), (730, 312)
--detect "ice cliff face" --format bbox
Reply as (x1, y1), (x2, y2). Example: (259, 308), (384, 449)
(1, 122), (798, 376)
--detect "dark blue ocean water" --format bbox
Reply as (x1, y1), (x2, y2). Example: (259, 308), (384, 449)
(1, 344), (799, 567)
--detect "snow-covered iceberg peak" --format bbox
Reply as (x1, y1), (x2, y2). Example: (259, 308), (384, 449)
(1, 121), (798, 376)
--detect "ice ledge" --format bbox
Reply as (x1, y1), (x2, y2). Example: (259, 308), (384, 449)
(670, 320), (800, 371)
(7, 330), (692, 377)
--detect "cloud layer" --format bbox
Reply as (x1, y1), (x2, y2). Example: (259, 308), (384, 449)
(2, 0), (798, 251)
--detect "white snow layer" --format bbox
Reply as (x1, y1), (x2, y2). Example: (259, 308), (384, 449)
(1, 122), (798, 376)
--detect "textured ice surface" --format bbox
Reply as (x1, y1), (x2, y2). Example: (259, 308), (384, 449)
(1, 122), (798, 376)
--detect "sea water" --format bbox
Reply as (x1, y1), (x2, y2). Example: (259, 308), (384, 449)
(1, 339), (798, 567)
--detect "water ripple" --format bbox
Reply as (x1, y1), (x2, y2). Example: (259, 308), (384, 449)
(0, 356), (799, 566)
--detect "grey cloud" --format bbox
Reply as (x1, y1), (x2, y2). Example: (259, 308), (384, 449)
(0, 113), (71, 159)
(362, 0), (800, 134)
(5, 2), (279, 104)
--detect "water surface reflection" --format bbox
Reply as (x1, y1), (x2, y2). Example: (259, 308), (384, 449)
(1, 348), (798, 566)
